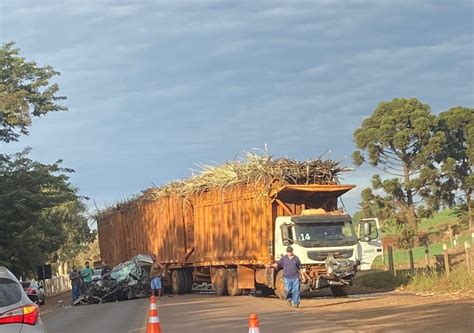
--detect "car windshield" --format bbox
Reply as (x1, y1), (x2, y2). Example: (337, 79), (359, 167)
(0, 278), (22, 307)
(294, 221), (357, 247)
(109, 261), (137, 281)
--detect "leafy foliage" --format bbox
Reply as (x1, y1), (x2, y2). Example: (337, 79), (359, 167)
(0, 41), (67, 143)
(0, 150), (92, 277)
(353, 98), (445, 245)
(437, 106), (474, 229)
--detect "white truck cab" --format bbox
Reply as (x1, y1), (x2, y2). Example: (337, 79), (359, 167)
(357, 218), (383, 270)
(272, 209), (382, 297)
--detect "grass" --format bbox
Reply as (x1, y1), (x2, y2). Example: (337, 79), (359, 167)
(373, 233), (472, 267)
(381, 209), (458, 237)
(353, 270), (410, 290)
(418, 209), (458, 233)
(373, 233), (471, 267)
(354, 266), (474, 294)
(357, 208), (474, 294)
(404, 266), (474, 294)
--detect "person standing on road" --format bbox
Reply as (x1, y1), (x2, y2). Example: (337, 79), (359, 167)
(80, 261), (93, 292)
(69, 266), (82, 302)
(101, 260), (111, 276)
(267, 246), (302, 308)
(150, 254), (164, 300)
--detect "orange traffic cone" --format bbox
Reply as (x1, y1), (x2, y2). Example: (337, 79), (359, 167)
(147, 295), (161, 333)
(248, 314), (261, 333)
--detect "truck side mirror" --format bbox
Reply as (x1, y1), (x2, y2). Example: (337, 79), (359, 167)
(361, 221), (372, 242)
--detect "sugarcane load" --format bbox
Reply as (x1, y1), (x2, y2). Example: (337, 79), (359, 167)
(96, 151), (382, 298)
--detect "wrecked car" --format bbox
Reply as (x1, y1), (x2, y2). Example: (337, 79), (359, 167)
(74, 254), (153, 305)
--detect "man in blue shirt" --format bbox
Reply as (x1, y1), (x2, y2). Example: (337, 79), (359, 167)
(267, 246), (301, 308)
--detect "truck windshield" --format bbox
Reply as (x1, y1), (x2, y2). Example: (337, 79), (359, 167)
(294, 221), (356, 247)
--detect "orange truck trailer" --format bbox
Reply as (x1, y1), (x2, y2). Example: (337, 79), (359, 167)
(97, 182), (382, 297)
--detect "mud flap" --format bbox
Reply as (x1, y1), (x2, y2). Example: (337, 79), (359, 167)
(266, 268), (275, 289)
(237, 265), (255, 289)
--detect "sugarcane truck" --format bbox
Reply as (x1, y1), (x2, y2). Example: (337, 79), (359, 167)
(98, 183), (383, 298)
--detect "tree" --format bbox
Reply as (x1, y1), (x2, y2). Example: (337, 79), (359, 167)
(0, 41), (67, 143)
(358, 187), (395, 221)
(437, 106), (474, 230)
(0, 150), (92, 277)
(353, 98), (445, 244)
(46, 200), (96, 275)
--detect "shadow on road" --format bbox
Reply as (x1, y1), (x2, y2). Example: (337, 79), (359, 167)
(157, 293), (473, 333)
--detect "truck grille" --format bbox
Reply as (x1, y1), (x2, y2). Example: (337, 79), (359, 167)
(307, 250), (353, 262)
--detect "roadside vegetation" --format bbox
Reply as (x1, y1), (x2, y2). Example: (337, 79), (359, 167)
(352, 99), (472, 294)
(372, 233), (471, 267)
(0, 42), (94, 278)
(353, 98), (472, 248)
(355, 266), (474, 295)
(405, 266), (473, 294)
(355, 210), (473, 294)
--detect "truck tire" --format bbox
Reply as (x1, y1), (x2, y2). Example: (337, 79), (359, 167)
(275, 270), (286, 300)
(212, 268), (228, 296)
(241, 289), (250, 295)
(226, 269), (243, 296)
(330, 286), (348, 297)
(171, 270), (186, 295)
(184, 270), (193, 294)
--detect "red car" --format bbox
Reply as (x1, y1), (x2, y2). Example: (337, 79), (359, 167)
(21, 282), (45, 306)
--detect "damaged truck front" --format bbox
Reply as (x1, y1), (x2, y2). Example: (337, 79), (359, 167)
(75, 254), (152, 305)
(273, 210), (373, 297)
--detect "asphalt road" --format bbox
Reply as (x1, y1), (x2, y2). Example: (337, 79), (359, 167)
(42, 298), (149, 333)
(42, 292), (474, 333)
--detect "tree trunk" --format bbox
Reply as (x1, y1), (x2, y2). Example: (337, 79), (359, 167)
(467, 192), (473, 232)
(403, 163), (418, 239)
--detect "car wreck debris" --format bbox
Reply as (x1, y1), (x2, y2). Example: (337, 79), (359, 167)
(73, 254), (153, 305)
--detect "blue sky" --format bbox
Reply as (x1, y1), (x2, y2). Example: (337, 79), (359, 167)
(1, 0), (473, 216)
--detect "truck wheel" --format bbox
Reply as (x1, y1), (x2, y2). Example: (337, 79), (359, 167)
(171, 270), (186, 295)
(184, 270), (193, 294)
(275, 270), (286, 300)
(212, 268), (228, 296)
(226, 269), (243, 296)
(330, 286), (348, 297)
(241, 289), (250, 295)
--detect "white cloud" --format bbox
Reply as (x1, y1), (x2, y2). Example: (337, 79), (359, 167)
(1, 0), (472, 213)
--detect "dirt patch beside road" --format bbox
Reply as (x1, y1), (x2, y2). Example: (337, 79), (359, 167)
(298, 292), (474, 332)
(39, 291), (71, 315)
